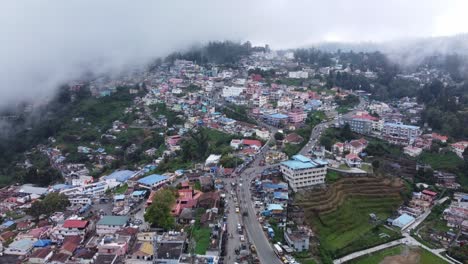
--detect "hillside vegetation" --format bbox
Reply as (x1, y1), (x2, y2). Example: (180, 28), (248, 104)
(295, 177), (406, 258)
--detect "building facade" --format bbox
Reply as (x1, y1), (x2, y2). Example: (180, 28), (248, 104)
(280, 155), (327, 192)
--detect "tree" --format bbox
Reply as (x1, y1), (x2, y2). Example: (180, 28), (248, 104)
(144, 189), (176, 230)
(274, 132), (284, 141)
(340, 123), (354, 141)
(27, 192), (70, 220)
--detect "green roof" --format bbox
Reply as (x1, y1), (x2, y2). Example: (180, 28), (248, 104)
(97, 216), (129, 226)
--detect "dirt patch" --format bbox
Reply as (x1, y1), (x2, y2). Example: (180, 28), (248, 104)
(380, 246), (421, 264)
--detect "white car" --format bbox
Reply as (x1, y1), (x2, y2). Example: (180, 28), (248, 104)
(240, 235), (245, 241)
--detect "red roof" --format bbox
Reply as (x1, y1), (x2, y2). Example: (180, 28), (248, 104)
(63, 220), (88, 229)
(352, 113), (378, 121)
(345, 153), (361, 160)
(422, 190), (437, 196)
(242, 139), (262, 147)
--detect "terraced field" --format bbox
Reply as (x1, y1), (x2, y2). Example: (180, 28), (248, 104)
(295, 177), (406, 257)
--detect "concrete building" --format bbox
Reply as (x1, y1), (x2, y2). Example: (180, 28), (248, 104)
(280, 155), (328, 192)
(222, 86), (245, 97)
(96, 216), (129, 235)
(284, 228), (310, 252)
(382, 122), (421, 145)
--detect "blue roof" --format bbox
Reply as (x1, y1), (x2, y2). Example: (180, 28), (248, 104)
(270, 113), (289, 119)
(267, 204), (283, 211)
(393, 213), (415, 226)
(114, 194), (125, 200)
(274, 192), (289, 200)
(384, 122), (419, 130)
(1, 220), (15, 227)
(132, 190), (146, 196)
(34, 239), (51, 247)
(137, 174), (168, 186)
(52, 184), (72, 190)
(262, 182), (288, 190)
(104, 170), (135, 182)
(281, 155), (328, 170)
(292, 154), (311, 163)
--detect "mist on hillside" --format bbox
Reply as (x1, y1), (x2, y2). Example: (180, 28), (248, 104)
(0, 0), (467, 108)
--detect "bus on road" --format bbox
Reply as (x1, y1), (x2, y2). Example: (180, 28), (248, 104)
(273, 243), (284, 257)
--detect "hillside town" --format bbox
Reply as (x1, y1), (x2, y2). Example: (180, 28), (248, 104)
(0, 44), (467, 264)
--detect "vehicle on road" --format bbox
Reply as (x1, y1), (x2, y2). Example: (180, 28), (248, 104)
(240, 235), (245, 242)
(250, 244), (256, 253)
(235, 207), (240, 213)
(273, 243), (284, 256)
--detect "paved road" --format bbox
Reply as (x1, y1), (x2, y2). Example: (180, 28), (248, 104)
(299, 97), (367, 156)
(235, 140), (282, 264)
(224, 177), (242, 262)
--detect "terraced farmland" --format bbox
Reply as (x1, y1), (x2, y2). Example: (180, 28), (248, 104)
(295, 177), (406, 257)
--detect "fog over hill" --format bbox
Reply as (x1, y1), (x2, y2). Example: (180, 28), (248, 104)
(0, 0), (467, 108)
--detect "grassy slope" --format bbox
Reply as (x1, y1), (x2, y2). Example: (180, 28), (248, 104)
(311, 197), (402, 256)
(419, 151), (463, 170)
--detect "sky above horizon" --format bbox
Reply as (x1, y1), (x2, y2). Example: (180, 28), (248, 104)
(0, 0), (467, 107)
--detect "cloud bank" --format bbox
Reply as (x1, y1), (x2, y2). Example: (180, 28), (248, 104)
(0, 0), (467, 107)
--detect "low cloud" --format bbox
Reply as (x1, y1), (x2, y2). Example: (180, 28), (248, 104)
(0, 0), (466, 108)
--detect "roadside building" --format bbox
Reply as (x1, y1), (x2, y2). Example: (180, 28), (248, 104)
(137, 174), (169, 189)
(392, 213), (415, 229)
(280, 155), (328, 192)
(284, 228), (310, 252)
(96, 216), (129, 235)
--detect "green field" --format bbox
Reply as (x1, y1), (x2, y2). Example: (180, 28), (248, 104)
(348, 245), (403, 264)
(349, 246), (448, 264)
(325, 170), (341, 183)
(419, 151), (463, 170)
(310, 196), (402, 257)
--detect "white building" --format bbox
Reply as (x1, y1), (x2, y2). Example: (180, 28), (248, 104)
(205, 154), (222, 166)
(403, 146), (423, 157)
(277, 96), (292, 109)
(68, 196), (92, 206)
(51, 219), (89, 241)
(255, 129), (270, 140)
(71, 175), (93, 187)
(280, 155), (328, 192)
(222, 86), (245, 97)
(96, 216), (129, 235)
(288, 71), (309, 79)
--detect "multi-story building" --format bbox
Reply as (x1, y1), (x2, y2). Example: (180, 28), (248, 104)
(288, 109), (307, 125)
(51, 219), (89, 241)
(222, 86), (245, 97)
(382, 122), (421, 146)
(342, 116), (373, 135)
(280, 155), (327, 192)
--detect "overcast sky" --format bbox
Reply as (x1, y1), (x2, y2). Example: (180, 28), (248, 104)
(0, 0), (467, 108)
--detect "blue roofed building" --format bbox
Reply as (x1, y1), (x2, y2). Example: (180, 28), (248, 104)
(104, 170), (135, 183)
(280, 154), (328, 192)
(392, 213), (416, 229)
(137, 174), (169, 189)
(274, 191), (289, 201)
(264, 113), (289, 127)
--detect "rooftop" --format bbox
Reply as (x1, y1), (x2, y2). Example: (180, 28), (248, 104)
(137, 174), (168, 186)
(281, 155), (328, 170)
(97, 216), (129, 226)
(104, 170), (135, 182)
(63, 219), (88, 229)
